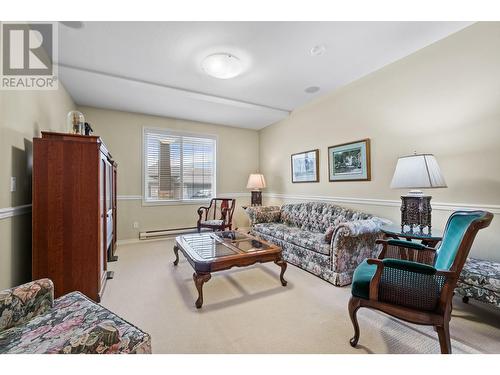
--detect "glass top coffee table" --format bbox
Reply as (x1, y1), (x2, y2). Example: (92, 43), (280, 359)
(173, 231), (287, 308)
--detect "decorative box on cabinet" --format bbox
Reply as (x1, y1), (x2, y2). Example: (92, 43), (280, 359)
(32, 132), (117, 302)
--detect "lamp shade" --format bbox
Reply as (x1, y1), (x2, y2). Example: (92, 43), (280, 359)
(246, 174), (266, 190)
(390, 154), (447, 189)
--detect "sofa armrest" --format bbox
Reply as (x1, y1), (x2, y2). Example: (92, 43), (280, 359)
(245, 205), (281, 226)
(0, 278), (54, 332)
(330, 219), (385, 275)
(334, 218), (388, 238)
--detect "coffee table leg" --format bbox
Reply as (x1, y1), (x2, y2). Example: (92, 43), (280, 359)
(173, 245), (180, 266)
(193, 272), (211, 309)
(274, 257), (287, 286)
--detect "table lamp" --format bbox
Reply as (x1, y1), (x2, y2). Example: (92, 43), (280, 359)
(390, 153), (447, 233)
(247, 173), (266, 206)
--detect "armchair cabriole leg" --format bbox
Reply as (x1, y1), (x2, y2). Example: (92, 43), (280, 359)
(348, 297), (361, 347)
(436, 320), (452, 354)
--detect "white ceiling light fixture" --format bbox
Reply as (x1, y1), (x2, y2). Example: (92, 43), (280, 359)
(202, 53), (244, 79)
(305, 86), (320, 93)
(310, 44), (326, 56)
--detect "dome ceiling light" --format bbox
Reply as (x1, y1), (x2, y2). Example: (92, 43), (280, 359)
(310, 44), (326, 56)
(305, 86), (320, 93)
(202, 53), (244, 79)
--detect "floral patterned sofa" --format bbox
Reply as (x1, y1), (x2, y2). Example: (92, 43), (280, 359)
(0, 279), (151, 354)
(247, 202), (388, 286)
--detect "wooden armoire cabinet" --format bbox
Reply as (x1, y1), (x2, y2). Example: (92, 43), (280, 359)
(32, 132), (117, 302)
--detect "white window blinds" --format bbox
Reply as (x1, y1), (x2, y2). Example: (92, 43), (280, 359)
(144, 128), (216, 202)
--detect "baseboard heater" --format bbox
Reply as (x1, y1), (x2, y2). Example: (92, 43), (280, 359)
(139, 226), (208, 240)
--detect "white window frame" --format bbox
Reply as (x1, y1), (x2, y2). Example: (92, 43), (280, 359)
(142, 126), (217, 206)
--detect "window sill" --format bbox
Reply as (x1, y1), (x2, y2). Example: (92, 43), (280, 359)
(142, 199), (212, 207)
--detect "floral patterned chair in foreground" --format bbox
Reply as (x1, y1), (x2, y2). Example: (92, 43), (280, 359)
(0, 279), (151, 354)
(348, 210), (493, 354)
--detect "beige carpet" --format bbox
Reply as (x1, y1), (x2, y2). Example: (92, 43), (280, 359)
(101, 239), (500, 354)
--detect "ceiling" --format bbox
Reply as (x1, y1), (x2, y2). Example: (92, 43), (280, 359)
(58, 21), (473, 130)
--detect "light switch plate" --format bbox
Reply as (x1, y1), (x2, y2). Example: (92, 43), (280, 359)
(133, 221), (139, 229)
(10, 177), (16, 192)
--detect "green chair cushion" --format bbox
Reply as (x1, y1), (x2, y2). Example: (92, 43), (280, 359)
(351, 259), (377, 300)
(382, 258), (436, 275)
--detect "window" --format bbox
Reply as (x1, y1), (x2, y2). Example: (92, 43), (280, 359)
(143, 128), (216, 203)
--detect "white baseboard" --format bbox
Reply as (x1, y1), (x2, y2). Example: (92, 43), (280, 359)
(116, 238), (141, 246)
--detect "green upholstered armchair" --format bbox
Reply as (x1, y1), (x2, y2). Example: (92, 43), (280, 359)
(348, 210), (493, 354)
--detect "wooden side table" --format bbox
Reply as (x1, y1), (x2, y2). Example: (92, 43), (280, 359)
(381, 224), (443, 247)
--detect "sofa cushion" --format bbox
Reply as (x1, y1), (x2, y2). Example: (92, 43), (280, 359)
(281, 202), (373, 233)
(283, 229), (331, 255)
(59, 320), (121, 354)
(351, 260), (377, 300)
(280, 204), (307, 228)
(299, 202), (330, 232)
(0, 292), (151, 354)
(252, 223), (292, 240)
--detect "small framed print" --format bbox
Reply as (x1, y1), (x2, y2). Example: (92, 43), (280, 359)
(291, 149), (319, 183)
(328, 139), (371, 182)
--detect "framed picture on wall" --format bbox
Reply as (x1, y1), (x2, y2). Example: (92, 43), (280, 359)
(328, 139), (371, 181)
(291, 149), (319, 183)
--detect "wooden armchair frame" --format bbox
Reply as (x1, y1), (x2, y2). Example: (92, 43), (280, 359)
(348, 211), (493, 354)
(197, 198), (236, 233)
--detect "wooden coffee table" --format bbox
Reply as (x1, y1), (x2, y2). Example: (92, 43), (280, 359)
(173, 231), (287, 308)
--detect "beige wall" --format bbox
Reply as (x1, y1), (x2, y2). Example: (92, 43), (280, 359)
(259, 22), (500, 261)
(2, 22), (499, 290)
(78, 106), (259, 240)
(0, 87), (75, 289)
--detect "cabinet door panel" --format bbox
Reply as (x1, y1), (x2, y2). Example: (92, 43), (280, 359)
(100, 154), (107, 285)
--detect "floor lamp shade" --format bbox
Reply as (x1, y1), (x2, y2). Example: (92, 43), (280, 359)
(390, 154), (447, 233)
(247, 174), (266, 206)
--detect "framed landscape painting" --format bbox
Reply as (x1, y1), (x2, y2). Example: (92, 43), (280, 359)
(291, 149), (319, 183)
(328, 139), (371, 181)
